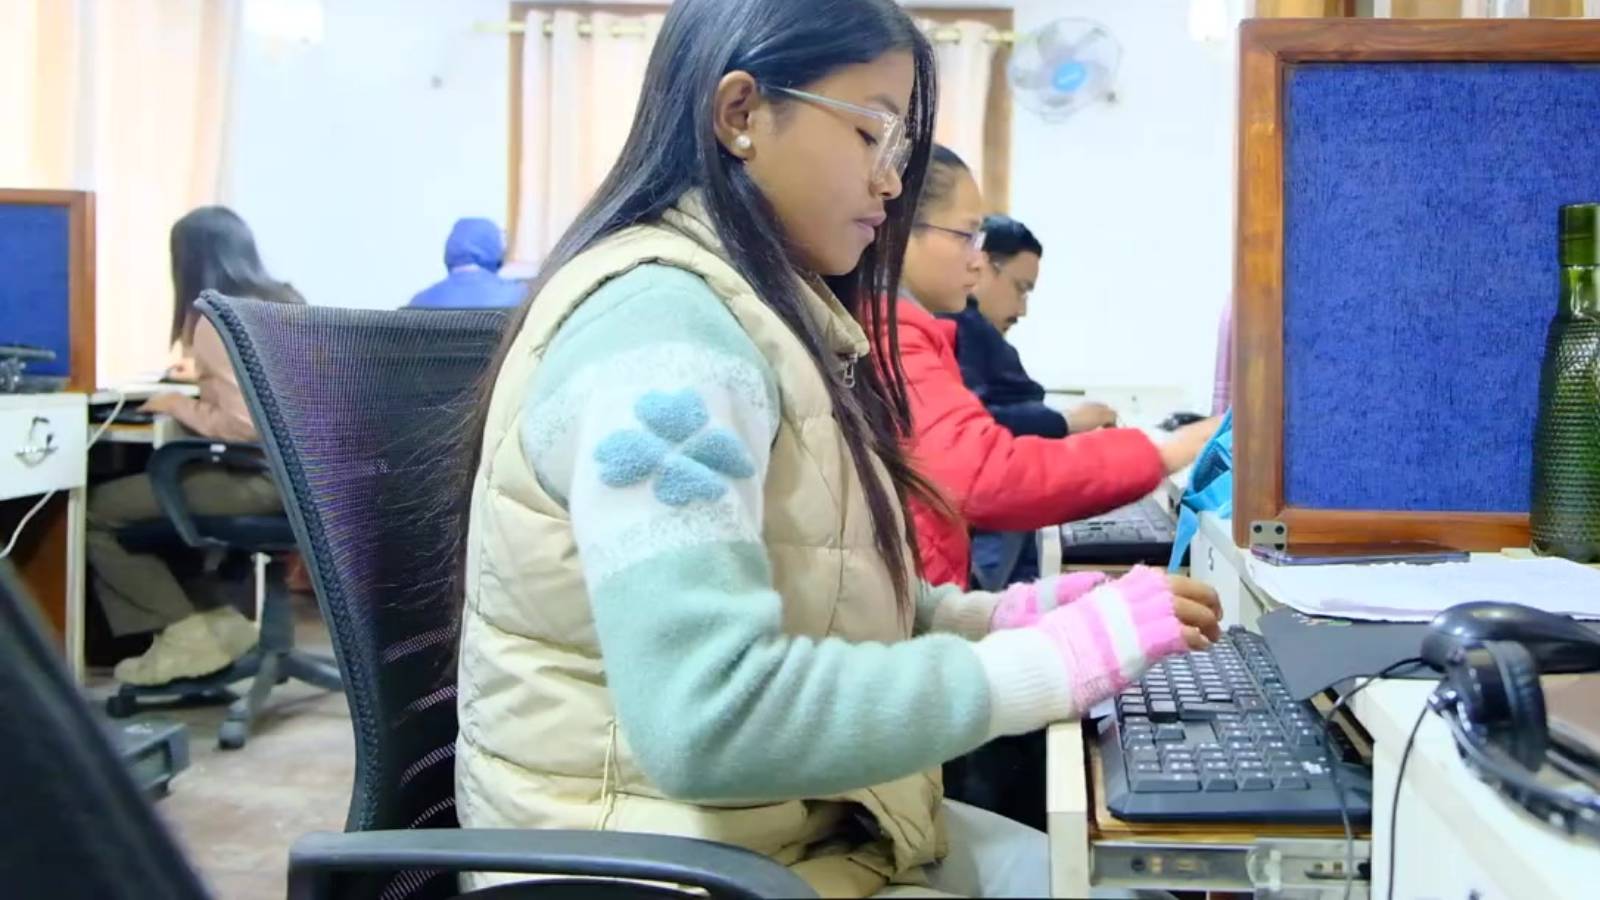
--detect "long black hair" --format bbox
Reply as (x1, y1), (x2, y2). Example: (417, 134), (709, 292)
(464, 0), (940, 615)
(170, 206), (302, 345)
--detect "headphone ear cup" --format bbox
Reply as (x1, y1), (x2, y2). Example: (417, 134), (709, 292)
(1484, 640), (1548, 770)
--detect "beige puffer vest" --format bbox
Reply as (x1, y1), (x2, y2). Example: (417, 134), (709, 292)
(455, 195), (945, 896)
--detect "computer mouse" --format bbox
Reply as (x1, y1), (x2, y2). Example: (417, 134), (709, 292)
(1421, 601), (1600, 673)
(1159, 411), (1206, 432)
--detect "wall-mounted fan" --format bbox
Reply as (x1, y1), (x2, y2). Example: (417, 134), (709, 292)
(1007, 18), (1122, 123)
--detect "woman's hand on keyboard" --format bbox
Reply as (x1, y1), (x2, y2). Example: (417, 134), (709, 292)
(1169, 574), (1222, 650)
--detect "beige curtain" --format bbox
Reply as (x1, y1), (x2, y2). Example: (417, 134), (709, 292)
(924, 19), (998, 184)
(511, 9), (665, 269)
(0, 0), (238, 386)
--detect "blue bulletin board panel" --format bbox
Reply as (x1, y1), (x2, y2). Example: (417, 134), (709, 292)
(0, 203), (74, 378)
(1232, 19), (1600, 551)
(1282, 62), (1600, 514)
(0, 190), (93, 390)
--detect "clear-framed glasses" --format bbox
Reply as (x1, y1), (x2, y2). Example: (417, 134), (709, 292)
(920, 224), (986, 253)
(764, 85), (912, 185)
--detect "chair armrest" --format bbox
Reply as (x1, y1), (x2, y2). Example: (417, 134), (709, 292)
(145, 438), (271, 549)
(287, 829), (817, 900)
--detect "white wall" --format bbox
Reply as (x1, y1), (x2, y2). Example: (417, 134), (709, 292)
(1005, 0), (1235, 412)
(225, 0), (509, 310)
(221, 0), (1237, 408)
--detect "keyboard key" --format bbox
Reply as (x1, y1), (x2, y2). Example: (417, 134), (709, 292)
(1167, 761), (1199, 774)
(1130, 749), (1161, 766)
(1233, 751), (1264, 764)
(1148, 701), (1178, 721)
(1275, 776), (1310, 791)
(1240, 774), (1275, 791)
(1121, 703), (1148, 718)
(1154, 725), (1187, 742)
(1131, 774), (1201, 793)
(1132, 761), (1165, 775)
(1235, 760), (1267, 772)
(1291, 728), (1324, 747)
(1203, 776), (1238, 792)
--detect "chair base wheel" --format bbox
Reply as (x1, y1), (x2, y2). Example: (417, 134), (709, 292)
(105, 693), (139, 719)
(217, 720), (248, 750)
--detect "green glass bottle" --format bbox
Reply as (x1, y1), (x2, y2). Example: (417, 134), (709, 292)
(1531, 203), (1600, 563)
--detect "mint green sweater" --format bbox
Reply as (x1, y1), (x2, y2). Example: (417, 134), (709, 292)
(518, 264), (1180, 800)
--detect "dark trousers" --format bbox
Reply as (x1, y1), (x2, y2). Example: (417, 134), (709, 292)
(943, 730), (1047, 832)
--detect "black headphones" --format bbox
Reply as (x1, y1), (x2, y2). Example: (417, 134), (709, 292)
(1438, 640), (1549, 770)
(1430, 639), (1600, 841)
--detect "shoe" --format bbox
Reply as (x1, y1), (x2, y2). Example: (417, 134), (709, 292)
(113, 614), (236, 687)
(202, 605), (259, 661)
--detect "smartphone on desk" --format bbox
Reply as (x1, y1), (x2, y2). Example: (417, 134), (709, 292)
(1251, 541), (1470, 567)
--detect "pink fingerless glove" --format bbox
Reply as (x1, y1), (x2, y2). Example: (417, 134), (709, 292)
(973, 566), (1188, 738)
(989, 571), (1109, 631)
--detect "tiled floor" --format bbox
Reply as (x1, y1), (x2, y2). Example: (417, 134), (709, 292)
(108, 596), (353, 900)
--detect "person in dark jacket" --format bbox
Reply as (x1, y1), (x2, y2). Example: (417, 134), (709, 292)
(936, 215), (1119, 589)
(408, 218), (527, 309)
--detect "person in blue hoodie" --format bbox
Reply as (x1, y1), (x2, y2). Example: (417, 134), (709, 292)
(408, 218), (527, 309)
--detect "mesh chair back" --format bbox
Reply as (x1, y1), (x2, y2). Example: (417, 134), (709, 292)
(199, 293), (509, 900)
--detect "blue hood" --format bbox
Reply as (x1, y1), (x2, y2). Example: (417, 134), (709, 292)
(444, 218), (505, 272)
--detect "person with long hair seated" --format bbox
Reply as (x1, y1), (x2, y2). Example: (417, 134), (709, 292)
(941, 214), (1123, 591)
(88, 207), (304, 687)
(889, 148), (1220, 834)
(453, 2), (1219, 896)
(890, 145), (1218, 591)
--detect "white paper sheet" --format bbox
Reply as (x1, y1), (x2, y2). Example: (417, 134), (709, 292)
(1245, 555), (1600, 622)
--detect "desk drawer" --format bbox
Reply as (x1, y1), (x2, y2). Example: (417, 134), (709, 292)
(1190, 528), (1244, 628)
(0, 396), (88, 501)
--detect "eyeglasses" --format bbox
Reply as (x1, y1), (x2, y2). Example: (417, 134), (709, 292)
(920, 224), (986, 253)
(764, 85), (912, 186)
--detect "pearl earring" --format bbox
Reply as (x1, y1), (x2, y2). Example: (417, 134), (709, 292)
(733, 134), (753, 152)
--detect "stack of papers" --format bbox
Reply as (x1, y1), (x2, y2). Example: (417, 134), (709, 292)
(1245, 555), (1600, 622)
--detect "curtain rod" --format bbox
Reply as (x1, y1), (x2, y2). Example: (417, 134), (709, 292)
(474, 20), (1016, 44)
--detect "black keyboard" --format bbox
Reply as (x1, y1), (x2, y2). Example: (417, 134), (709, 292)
(1099, 627), (1373, 824)
(1060, 497), (1176, 566)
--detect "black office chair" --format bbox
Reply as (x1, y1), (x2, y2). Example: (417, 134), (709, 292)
(197, 293), (814, 900)
(105, 439), (342, 750)
(0, 560), (211, 900)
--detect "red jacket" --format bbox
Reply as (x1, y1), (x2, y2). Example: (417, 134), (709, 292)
(888, 299), (1165, 587)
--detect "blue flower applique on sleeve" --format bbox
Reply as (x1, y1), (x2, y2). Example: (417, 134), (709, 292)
(592, 389), (756, 507)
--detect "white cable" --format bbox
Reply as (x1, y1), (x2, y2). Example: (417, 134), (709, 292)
(1, 388), (128, 560)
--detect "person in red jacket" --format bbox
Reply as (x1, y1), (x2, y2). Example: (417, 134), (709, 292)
(889, 146), (1217, 588)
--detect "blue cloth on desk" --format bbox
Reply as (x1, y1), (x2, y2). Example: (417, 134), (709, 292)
(1169, 409), (1233, 572)
(408, 218), (527, 310)
(939, 299), (1067, 588)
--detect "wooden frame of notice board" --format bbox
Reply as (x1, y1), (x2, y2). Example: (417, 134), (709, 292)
(0, 189), (96, 392)
(1232, 18), (1600, 552)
